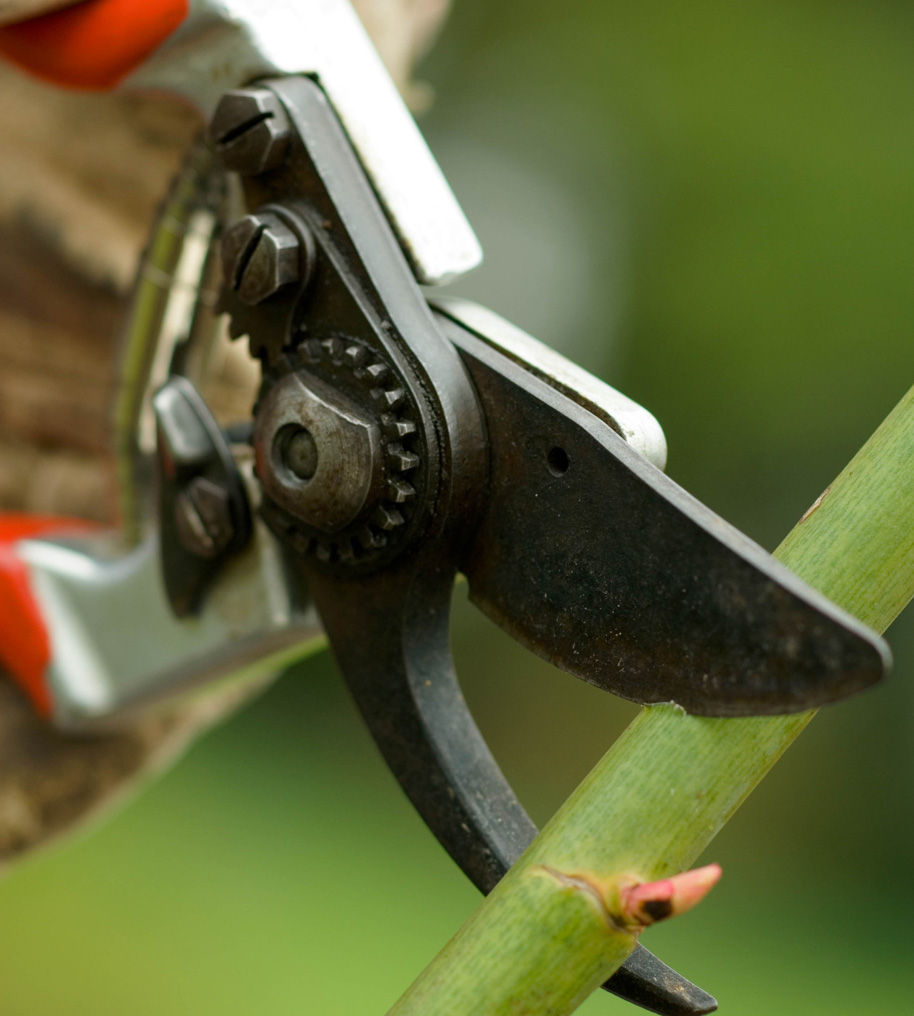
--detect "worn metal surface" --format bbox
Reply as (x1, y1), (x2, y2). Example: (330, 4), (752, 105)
(19, 63), (886, 1011)
(220, 75), (466, 571)
(209, 87), (292, 176)
(7, 19), (889, 1002)
(436, 306), (889, 716)
(221, 209), (304, 306)
(302, 547), (717, 1015)
(254, 369), (383, 532)
(223, 74), (714, 1014)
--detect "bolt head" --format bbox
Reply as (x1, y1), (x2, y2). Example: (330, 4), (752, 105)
(221, 215), (260, 286)
(208, 88), (291, 176)
(255, 372), (382, 534)
(222, 212), (301, 305)
(175, 477), (234, 559)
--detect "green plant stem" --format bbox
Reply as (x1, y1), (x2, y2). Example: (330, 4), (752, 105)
(388, 384), (914, 1016)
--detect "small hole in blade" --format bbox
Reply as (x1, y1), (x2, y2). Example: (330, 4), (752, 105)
(546, 446), (569, 476)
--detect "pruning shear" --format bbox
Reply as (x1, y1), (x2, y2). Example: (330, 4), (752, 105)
(0, 2), (892, 1013)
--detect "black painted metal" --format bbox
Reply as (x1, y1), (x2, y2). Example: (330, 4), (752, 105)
(213, 75), (710, 1014)
(208, 88), (292, 176)
(208, 74), (886, 1012)
(438, 312), (889, 716)
(220, 76), (481, 571)
(303, 547), (716, 1016)
(154, 376), (252, 617)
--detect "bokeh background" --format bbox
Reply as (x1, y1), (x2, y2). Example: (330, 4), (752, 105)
(3, 1), (914, 1012)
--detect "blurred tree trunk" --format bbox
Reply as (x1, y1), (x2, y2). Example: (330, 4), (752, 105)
(0, 0), (450, 868)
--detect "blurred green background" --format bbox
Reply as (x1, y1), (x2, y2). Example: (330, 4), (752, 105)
(3, 0), (914, 1012)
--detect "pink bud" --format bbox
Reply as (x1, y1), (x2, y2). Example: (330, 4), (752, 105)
(618, 863), (722, 927)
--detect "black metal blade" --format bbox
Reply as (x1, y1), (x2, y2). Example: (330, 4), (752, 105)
(607, 951), (716, 1015)
(438, 311), (889, 716)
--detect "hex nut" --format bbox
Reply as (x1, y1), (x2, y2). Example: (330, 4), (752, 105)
(255, 372), (382, 534)
(208, 88), (292, 176)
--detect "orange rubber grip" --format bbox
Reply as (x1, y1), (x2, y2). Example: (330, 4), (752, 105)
(0, 0), (188, 90)
(0, 514), (97, 716)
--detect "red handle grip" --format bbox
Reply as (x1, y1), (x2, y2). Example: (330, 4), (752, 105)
(0, 514), (95, 715)
(0, 0), (188, 90)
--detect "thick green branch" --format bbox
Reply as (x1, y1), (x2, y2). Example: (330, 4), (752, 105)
(388, 384), (914, 1016)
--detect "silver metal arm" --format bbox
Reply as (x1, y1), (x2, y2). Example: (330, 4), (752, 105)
(20, 498), (323, 730)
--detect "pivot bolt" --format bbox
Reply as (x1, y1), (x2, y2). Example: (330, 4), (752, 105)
(208, 88), (291, 176)
(222, 212), (301, 305)
(255, 372), (381, 534)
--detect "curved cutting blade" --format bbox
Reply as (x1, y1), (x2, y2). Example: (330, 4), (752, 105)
(435, 302), (889, 716)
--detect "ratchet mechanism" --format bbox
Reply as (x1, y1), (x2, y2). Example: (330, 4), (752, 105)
(0, 3), (890, 1014)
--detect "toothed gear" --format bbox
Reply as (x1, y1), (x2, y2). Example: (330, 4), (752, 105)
(218, 260), (298, 367)
(256, 333), (422, 569)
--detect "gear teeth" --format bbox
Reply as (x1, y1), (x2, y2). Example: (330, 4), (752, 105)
(388, 479), (415, 503)
(388, 443), (420, 472)
(337, 538), (357, 563)
(344, 344), (367, 367)
(289, 531), (313, 555)
(366, 362), (389, 383)
(372, 387), (405, 410)
(259, 337), (418, 566)
(358, 525), (387, 550)
(321, 337), (343, 360)
(302, 338), (323, 362)
(373, 505), (405, 531)
(380, 413), (416, 439)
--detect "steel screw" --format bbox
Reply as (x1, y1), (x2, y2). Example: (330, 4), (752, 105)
(174, 477), (234, 559)
(222, 212), (301, 305)
(208, 88), (292, 176)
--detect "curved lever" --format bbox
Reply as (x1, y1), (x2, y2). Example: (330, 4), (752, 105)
(304, 556), (536, 893)
(302, 554), (717, 1016)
